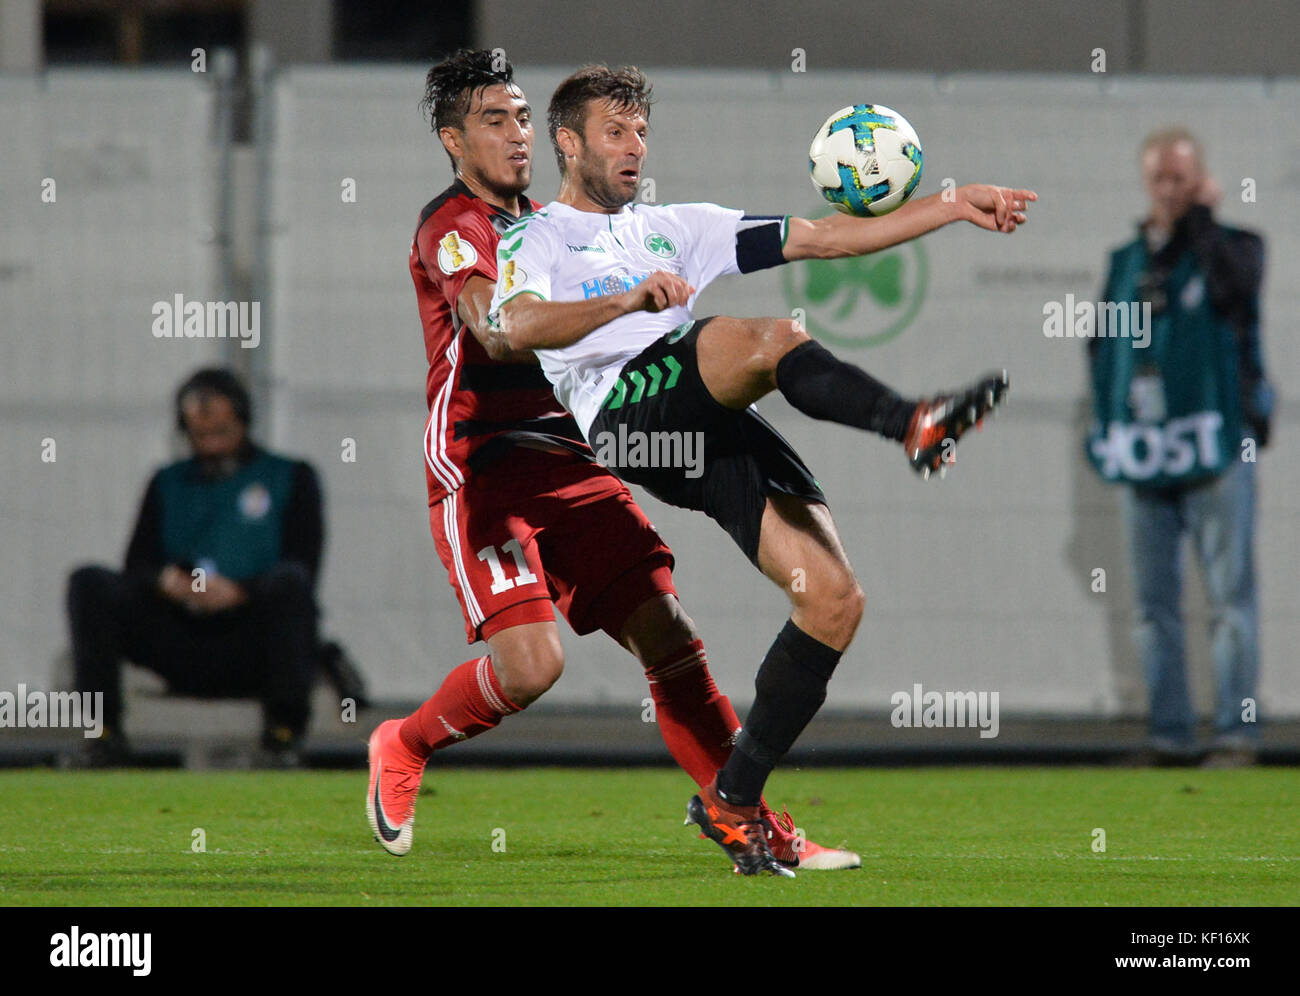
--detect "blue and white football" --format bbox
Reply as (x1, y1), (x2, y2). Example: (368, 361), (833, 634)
(808, 104), (924, 217)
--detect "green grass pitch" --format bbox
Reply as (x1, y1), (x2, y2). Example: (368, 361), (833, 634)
(3, 767), (1297, 906)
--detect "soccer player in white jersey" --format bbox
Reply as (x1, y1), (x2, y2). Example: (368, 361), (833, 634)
(490, 65), (1036, 875)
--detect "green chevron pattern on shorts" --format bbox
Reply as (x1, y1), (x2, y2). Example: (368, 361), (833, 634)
(645, 363), (662, 397)
(662, 356), (682, 390)
(602, 352), (685, 411)
(605, 378), (627, 410)
(627, 370), (647, 404)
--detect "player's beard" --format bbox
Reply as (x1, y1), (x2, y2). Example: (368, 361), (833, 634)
(488, 174), (530, 210)
(464, 160), (530, 211)
(577, 147), (637, 211)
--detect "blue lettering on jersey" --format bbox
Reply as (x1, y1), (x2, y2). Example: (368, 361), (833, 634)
(581, 272), (650, 299)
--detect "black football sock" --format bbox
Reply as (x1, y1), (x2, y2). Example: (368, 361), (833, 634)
(716, 619), (843, 807)
(775, 339), (916, 441)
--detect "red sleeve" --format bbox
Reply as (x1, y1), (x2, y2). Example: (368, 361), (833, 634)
(413, 206), (500, 319)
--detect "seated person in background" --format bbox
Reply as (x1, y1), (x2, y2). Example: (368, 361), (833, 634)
(66, 368), (324, 765)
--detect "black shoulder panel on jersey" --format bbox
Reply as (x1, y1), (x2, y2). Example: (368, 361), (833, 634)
(736, 215), (788, 274)
(419, 179), (534, 232)
(418, 179), (473, 229)
(413, 181), (474, 275)
(415, 180), (534, 259)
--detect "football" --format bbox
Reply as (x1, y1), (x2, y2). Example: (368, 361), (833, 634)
(808, 104), (924, 216)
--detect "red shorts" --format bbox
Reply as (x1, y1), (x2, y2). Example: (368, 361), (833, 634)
(430, 448), (676, 643)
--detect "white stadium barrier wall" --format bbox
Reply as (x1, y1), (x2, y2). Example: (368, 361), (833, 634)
(12, 67), (1296, 720)
(3, 71), (223, 697)
(263, 67), (1300, 716)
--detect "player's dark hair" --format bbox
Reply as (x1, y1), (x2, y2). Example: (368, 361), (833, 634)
(422, 48), (518, 172)
(175, 367), (252, 432)
(548, 64), (653, 172)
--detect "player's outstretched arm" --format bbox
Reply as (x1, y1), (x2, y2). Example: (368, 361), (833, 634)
(783, 185), (1037, 261)
(496, 271), (695, 351)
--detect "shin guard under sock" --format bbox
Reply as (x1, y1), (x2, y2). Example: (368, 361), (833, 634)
(775, 339), (915, 441)
(717, 619), (843, 806)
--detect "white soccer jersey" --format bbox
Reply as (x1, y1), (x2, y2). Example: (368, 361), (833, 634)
(488, 200), (751, 436)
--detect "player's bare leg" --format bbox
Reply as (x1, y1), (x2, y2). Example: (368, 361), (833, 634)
(695, 315), (1009, 476)
(485, 621), (565, 707)
(685, 494), (865, 875)
(695, 316), (811, 409)
(756, 496), (865, 651)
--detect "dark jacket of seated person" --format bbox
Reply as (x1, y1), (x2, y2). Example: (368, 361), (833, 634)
(67, 368), (324, 757)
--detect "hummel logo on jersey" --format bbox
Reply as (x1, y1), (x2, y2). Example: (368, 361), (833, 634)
(566, 242), (606, 254)
(438, 230), (478, 275)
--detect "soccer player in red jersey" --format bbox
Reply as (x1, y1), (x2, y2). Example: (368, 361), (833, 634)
(365, 49), (857, 873)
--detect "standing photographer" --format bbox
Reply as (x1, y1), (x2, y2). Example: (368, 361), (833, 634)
(1087, 128), (1274, 766)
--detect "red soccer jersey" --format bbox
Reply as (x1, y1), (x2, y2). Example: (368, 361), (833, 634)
(410, 179), (589, 505)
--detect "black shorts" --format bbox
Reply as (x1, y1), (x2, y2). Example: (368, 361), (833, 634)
(587, 318), (827, 564)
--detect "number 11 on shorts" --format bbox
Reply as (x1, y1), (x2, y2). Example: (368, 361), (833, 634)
(476, 539), (539, 595)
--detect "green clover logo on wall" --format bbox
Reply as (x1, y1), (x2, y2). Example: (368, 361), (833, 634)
(782, 226), (928, 348)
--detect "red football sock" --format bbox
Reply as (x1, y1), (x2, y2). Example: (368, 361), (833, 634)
(644, 640), (741, 789)
(399, 655), (520, 760)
